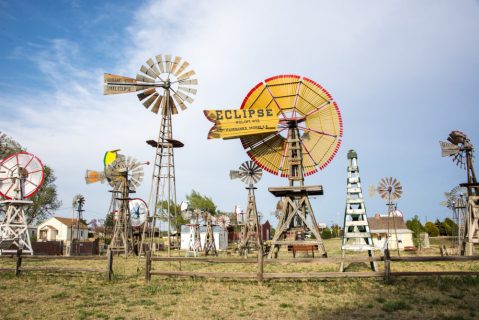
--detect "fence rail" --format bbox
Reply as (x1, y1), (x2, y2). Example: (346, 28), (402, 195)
(0, 249), (114, 280)
(145, 249), (479, 283)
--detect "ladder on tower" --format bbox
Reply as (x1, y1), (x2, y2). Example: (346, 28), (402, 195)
(340, 150), (377, 272)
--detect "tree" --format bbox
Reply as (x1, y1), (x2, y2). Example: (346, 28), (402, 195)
(185, 190), (217, 215)
(425, 221), (439, 237)
(435, 219), (447, 236)
(406, 215), (425, 247)
(443, 218), (457, 236)
(331, 224), (341, 238)
(0, 133), (62, 224)
(159, 200), (185, 233)
(321, 227), (332, 240)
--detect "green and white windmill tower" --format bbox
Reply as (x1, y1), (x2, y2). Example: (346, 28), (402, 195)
(340, 149), (377, 272)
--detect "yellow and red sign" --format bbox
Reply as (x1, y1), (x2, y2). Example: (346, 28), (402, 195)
(204, 109), (279, 139)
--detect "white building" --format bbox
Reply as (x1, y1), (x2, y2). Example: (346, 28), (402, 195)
(37, 217), (88, 241)
(368, 214), (414, 251)
(180, 225), (228, 251)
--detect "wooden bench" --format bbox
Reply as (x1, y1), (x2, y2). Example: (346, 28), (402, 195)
(288, 245), (318, 258)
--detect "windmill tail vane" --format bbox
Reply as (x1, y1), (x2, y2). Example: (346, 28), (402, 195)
(84, 170), (106, 184)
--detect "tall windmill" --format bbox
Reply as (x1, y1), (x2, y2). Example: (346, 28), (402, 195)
(242, 75), (342, 258)
(104, 54), (197, 257)
(440, 131), (479, 255)
(85, 152), (145, 255)
(340, 150), (377, 272)
(370, 177), (403, 255)
(230, 160), (263, 257)
(0, 152), (45, 255)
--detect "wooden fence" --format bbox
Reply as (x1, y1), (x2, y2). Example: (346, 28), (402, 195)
(0, 249), (115, 280)
(145, 249), (479, 283)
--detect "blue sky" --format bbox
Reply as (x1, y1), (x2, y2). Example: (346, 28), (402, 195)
(1, 0), (478, 227)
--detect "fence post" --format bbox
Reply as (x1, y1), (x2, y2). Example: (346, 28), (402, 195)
(15, 249), (22, 276)
(106, 249), (114, 281)
(145, 250), (151, 282)
(257, 245), (264, 284)
(384, 248), (391, 282)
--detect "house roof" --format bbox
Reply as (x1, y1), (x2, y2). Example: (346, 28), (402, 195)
(53, 217), (88, 228)
(367, 215), (409, 232)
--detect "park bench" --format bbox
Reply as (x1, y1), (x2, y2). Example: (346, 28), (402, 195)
(288, 244), (319, 258)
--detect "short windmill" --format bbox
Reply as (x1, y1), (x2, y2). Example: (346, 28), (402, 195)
(441, 185), (467, 254)
(205, 75), (343, 258)
(0, 152), (45, 255)
(230, 160), (263, 257)
(104, 55), (197, 257)
(180, 201), (201, 257)
(370, 177), (403, 255)
(440, 131), (479, 255)
(85, 151), (145, 255)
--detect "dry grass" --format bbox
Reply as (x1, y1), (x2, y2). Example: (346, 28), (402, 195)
(0, 238), (478, 320)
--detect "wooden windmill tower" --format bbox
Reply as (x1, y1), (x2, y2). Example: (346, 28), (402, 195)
(85, 152), (145, 255)
(104, 55), (197, 257)
(230, 160), (263, 257)
(340, 150), (377, 272)
(440, 131), (479, 255)
(205, 75), (343, 259)
(0, 152), (45, 255)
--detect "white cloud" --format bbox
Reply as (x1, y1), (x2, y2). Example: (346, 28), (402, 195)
(1, 0), (478, 227)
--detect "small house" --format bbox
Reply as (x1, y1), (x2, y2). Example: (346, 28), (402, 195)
(37, 217), (88, 242)
(368, 214), (414, 250)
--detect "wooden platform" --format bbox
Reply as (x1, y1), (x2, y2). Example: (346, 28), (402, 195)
(268, 185), (323, 197)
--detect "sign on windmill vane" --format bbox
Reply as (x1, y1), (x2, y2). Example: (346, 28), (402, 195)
(204, 109), (279, 139)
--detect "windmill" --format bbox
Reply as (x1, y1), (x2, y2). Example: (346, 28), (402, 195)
(201, 211), (217, 256)
(230, 160), (263, 257)
(70, 194), (85, 255)
(440, 131), (479, 255)
(104, 54), (197, 257)
(180, 201), (201, 257)
(340, 150), (377, 272)
(370, 177), (403, 255)
(441, 186), (467, 254)
(85, 151), (145, 255)
(239, 75), (342, 258)
(0, 152), (45, 255)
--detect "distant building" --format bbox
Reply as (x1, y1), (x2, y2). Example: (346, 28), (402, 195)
(37, 217), (88, 241)
(368, 214), (414, 250)
(180, 225), (228, 251)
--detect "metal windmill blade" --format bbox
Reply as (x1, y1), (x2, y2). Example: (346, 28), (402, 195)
(216, 215), (231, 229)
(376, 176), (403, 201)
(231, 160), (262, 186)
(439, 131), (473, 169)
(125, 156), (144, 191)
(104, 54), (197, 115)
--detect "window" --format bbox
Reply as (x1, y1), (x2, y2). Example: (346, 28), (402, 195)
(378, 235), (382, 241)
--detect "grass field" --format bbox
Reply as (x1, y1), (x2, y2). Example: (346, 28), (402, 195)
(1, 238), (478, 320)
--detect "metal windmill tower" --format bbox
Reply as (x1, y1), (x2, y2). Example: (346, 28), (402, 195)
(230, 160), (263, 257)
(0, 152), (45, 255)
(340, 150), (377, 272)
(440, 131), (479, 255)
(371, 177), (403, 256)
(104, 55), (197, 257)
(441, 186), (467, 254)
(71, 194), (85, 241)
